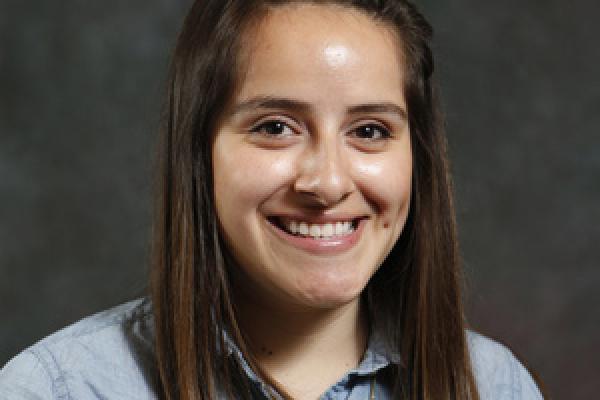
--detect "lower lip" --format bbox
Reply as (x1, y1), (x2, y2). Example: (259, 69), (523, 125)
(267, 218), (365, 255)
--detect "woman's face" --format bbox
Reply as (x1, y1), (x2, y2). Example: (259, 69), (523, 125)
(213, 4), (412, 310)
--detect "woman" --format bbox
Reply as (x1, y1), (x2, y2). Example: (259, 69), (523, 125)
(0, 0), (544, 399)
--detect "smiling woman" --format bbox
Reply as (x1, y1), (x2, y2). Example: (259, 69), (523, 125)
(0, 1), (544, 400)
(214, 6), (412, 317)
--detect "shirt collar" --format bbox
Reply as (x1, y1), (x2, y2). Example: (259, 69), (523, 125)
(222, 326), (402, 388)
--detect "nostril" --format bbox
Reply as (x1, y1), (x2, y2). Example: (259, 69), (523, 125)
(293, 183), (354, 207)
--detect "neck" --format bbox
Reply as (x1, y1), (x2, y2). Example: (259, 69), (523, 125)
(234, 294), (368, 399)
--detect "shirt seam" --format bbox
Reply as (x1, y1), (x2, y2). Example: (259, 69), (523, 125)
(27, 346), (71, 400)
(39, 299), (151, 348)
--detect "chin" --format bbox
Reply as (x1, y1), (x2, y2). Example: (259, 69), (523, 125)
(290, 275), (367, 309)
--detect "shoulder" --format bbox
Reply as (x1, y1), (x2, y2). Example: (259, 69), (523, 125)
(0, 298), (159, 400)
(467, 331), (544, 400)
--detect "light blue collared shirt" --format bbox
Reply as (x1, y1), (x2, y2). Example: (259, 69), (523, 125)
(0, 299), (543, 399)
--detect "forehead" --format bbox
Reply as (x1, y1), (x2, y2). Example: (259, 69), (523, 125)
(235, 4), (406, 106)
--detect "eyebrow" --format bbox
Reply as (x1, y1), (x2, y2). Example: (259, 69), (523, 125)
(231, 96), (408, 120)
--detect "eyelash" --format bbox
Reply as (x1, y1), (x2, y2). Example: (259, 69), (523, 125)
(250, 120), (295, 137)
(249, 119), (392, 140)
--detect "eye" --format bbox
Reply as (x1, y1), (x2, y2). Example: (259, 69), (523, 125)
(250, 120), (294, 137)
(352, 124), (392, 140)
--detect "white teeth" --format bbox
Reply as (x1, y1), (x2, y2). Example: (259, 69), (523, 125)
(322, 223), (334, 237)
(282, 219), (355, 238)
(298, 222), (309, 236)
(336, 221), (351, 235)
(289, 220), (298, 234)
(309, 224), (321, 237)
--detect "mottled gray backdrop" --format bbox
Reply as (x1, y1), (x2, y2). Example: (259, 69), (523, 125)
(1, 1), (598, 398)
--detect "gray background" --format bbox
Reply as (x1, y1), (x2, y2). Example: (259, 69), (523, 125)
(1, 1), (598, 398)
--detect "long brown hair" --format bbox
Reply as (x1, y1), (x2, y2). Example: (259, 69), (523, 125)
(151, 0), (479, 398)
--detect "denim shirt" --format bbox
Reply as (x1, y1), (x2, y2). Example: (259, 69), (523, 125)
(0, 299), (543, 399)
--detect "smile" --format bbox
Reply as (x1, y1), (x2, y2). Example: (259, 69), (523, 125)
(266, 216), (365, 254)
(275, 217), (357, 239)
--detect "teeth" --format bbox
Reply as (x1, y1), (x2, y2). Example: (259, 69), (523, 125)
(282, 219), (355, 238)
(309, 224), (321, 237)
(322, 223), (334, 237)
(298, 222), (309, 236)
(335, 221), (350, 235)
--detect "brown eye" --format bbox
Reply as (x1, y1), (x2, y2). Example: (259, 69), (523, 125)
(353, 124), (391, 140)
(250, 120), (293, 137)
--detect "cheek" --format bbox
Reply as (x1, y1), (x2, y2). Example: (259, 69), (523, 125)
(215, 153), (264, 204)
(352, 152), (412, 216)
(213, 144), (298, 217)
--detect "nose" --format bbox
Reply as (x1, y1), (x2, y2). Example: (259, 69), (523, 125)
(293, 139), (355, 206)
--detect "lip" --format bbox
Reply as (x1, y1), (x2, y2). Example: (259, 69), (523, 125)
(265, 215), (367, 255)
